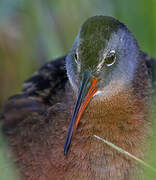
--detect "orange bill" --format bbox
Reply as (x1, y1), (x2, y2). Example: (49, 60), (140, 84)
(75, 78), (98, 129)
(64, 69), (98, 155)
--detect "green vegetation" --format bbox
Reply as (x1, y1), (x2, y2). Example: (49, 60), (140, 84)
(0, 0), (156, 179)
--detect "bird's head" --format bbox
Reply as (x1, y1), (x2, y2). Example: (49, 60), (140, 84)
(64, 16), (139, 154)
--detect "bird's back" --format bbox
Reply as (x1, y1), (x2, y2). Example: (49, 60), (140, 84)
(0, 56), (75, 179)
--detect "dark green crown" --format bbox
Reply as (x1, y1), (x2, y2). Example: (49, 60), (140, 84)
(78, 16), (126, 70)
(66, 16), (139, 91)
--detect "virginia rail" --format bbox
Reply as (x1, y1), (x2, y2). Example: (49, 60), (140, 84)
(1, 16), (156, 180)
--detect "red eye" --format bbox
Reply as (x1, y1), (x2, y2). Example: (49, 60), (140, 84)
(105, 51), (116, 66)
(74, 52), (78, 60)
(74, 52), (79, 65)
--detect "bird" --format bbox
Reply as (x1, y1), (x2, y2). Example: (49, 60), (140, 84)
(1, 16), (156, 180)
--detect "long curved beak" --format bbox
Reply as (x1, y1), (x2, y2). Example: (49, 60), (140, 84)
(64, 69), (98, 155)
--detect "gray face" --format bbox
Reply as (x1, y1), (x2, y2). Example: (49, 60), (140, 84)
(66, 16), (140, 92)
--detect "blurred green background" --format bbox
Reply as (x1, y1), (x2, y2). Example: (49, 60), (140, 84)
(0, 0), (156, 179)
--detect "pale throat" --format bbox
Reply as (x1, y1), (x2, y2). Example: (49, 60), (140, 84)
(93, 79), (130, 102)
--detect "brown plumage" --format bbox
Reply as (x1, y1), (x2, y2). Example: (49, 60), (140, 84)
(1, 16), (156, 180)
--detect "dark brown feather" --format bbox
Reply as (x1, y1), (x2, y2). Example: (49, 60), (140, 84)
(0, 52), (155, 180)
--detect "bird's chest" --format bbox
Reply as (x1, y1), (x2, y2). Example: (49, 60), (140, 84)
(48, 91), (149, 180)
(77, 90), (148, 143)
(16, 89), (150, 180)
